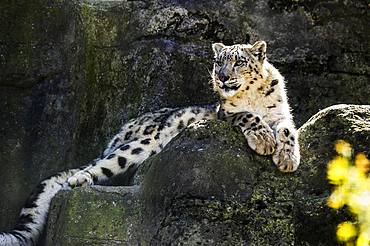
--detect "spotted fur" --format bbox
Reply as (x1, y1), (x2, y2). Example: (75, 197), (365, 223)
(0, 105), (217, 246)
(212, 41), (300, 171)
(0, 41), (299, 246)
(0, 169), (81, 246)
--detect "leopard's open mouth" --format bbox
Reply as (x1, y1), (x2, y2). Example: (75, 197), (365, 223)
(219, 84), (241, 92)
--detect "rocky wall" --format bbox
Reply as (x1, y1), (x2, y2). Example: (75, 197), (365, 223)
(0, 0), (369, 234)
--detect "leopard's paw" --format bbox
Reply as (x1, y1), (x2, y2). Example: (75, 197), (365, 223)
(273, 144), (299, 172)
(273, 127), (300, 172)
(66, 170), (94, 188)
(246, 128), (276, 156)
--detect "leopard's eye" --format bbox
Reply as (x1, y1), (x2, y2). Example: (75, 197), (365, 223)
(234, 60), (244, 67)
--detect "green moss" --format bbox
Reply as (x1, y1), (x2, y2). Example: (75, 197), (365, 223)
(80, 2), (119, 89)
(73, 2), (145, 165)
(65, 192), (124, 239)
(58, 189), (127, 243)
(47, 187), (142, 245)
(78, 0), (138, 96)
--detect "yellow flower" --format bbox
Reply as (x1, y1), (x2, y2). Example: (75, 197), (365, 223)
(335, 140), (352, 157)
(356, 232), (370, 246)
(337, 222), (357, 242)
(328, 141), (370, 245)
(327, 188), (345, 209)
(355, 153), (370, 174)
(327, 156), (350, 184)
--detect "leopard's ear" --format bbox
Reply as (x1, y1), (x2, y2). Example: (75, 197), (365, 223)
(250, 41), (267, 62)
(212, 43), (225, 56)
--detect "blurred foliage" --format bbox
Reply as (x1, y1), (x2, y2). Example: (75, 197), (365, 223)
(327, 140), (370, 246)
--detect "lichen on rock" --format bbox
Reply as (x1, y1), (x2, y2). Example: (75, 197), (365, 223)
(47, 186), (142, 245)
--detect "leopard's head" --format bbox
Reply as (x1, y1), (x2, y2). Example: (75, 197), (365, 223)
(211, 41), (267, 99)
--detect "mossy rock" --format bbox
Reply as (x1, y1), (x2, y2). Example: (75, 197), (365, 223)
(297, 104), (370, 198)
(47, 105), (369, 245)
(140, 120), (298, 245)
(1, 0), (369, 232)
(46, 186), (142, 245)
(1, 0), (369, 243)
(294, 104), (369, 245)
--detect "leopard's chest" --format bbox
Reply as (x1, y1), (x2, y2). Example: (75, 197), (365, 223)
(224, 89), (279, 116)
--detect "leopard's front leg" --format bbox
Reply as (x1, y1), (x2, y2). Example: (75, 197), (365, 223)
(272, 120), (300, 172)
(227, 112), (276, 155)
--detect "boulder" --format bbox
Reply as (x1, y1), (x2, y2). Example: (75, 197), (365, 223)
(294, 104), (370, 245)
(46, 186), (141, 245)
(1, 0), (369, 233)
(298, 104), (370, 198)
(46, 105), (370, 245)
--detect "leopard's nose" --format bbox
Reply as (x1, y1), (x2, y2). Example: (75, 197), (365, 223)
(218, 73), (229, 82)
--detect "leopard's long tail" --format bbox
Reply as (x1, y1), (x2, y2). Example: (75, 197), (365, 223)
(0, 169), (80, 246)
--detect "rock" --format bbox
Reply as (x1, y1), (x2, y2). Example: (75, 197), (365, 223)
(46, 186), (142, 245)
(298, 104), (370, 196)
(139, 120), (297, 245)
(0, 0), (83, 230)
(48, 121), (298, 245)
(1, 0), (369, 233)
(46, 104), (370, 245)
(294, 104), (370, 245)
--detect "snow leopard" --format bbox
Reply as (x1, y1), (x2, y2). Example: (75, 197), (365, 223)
(0, 40), (299, 245)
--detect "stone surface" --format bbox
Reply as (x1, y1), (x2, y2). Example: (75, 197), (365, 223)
(46, 105), (369, 245)
(1, 0), (369, 235)
(46, 186), (142, 245)
(139, 121), (297, 245)
(294, 104), (370, 245)
(298, 104), (370, 198)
